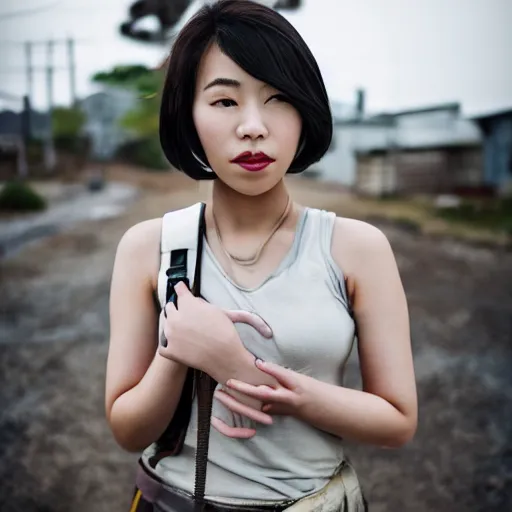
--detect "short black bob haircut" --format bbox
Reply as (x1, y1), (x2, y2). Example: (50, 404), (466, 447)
(160, 0), (333, 180)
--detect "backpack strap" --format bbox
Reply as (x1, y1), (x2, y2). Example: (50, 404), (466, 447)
(157, 202), (206, 310)
(149, 202), (215, 506)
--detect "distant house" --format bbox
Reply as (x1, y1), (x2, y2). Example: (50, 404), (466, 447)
(80, 87), (137, 160)
(315, 113), (392, 186)
(472, 109), (512, 195)
(0, 106), (50, 140)
(0, 94), (52, 178)
(315, 100), (483, 196)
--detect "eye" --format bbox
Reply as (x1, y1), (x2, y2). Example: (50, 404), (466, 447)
(267, 94), (289, 103)
(212, 98), (237, 108)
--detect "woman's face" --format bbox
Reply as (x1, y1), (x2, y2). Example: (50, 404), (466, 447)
(193, 43), (302, 196)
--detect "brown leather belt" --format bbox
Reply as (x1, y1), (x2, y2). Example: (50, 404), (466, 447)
(136, 461), (293, 512)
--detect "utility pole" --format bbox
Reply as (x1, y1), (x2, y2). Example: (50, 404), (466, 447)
(44, 39), (57, 172)
(46, 39), (54, 111)
(67, 37), (77, 106)
(24, 41), (34, 103)
(4, 37), (82, 174)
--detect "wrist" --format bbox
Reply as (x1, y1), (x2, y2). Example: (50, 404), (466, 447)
(212, 345), (256, 385)
(293, 373), (317, 419)
(231, 349), (258, 381)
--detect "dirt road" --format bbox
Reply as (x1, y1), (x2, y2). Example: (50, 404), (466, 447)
(1, 168), (511, 512)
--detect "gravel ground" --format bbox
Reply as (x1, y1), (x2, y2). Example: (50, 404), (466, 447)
(1, 168), (511, 512)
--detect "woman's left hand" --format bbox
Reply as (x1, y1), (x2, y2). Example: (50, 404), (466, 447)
(213, 359), (307, 433)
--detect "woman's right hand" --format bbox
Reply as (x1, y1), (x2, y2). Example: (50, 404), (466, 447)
(158, 281), (277, 389)
(158, 282), (278, 437)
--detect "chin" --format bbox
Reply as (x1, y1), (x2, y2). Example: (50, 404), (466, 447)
(217, 171), (284, 197)
(221, 174), (283, 197)
(231, 183), (274, 197)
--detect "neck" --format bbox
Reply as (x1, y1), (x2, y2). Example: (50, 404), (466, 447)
(209, 179), (292, 233)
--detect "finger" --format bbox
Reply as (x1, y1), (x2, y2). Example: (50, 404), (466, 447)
(224, 388), (263, 412)
(255, 360), (297, 389)
(224, 310), (272, 338)
(174, 280), (192, 298)
(163, 300), (177, 319)
(225, 380), (278, 402)
(214, 390), (273, 425)
(262, 403), (287, 416)
(211, 416), (256, 439)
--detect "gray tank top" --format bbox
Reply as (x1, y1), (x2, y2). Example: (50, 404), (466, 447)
(142, 207), (356, 502)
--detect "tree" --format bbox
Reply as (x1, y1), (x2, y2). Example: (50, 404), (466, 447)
(91, 64), (167, 169)
(92, 64), (163, 138)
(52, 106), (85, 140)
(92, 65), (161, 96)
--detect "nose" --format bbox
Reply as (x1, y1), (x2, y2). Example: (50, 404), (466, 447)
(236, 104), (269, 141)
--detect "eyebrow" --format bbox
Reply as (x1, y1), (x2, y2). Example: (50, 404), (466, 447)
(203, 78), (241, 91)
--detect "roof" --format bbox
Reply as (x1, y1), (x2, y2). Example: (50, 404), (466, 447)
(356, 140), (481, 156)
(384, 102), (461, 117)
(0, 90), (23, 102)
(333, 102), (463, 127)
(334, 117), (394, 127)
(471, 108), (512, 122)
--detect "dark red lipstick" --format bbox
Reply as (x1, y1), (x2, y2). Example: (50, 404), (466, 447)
(230, 151), (275, 172)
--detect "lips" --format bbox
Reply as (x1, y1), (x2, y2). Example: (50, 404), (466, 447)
(230, 152), (275, 172)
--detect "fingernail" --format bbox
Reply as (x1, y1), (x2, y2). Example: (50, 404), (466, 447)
(255, 357), (265, 366)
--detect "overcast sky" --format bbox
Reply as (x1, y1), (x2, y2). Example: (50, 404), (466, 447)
(0, 0), (511, 116)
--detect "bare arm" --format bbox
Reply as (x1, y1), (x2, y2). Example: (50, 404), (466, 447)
(106, 220), (279, 447)
(297, 218), (417, 446)
(223, 218), (417, 447)
(105, 219), (188, 452)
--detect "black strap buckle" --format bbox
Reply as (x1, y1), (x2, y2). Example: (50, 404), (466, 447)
(165, 248), (189, 305)
(166, 275), (190, 306)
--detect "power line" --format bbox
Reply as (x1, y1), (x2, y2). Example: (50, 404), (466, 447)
(0, 1), (64, 22)
(0, 66), (71, 74)
(0, 37), (123, 46)
(0, 38), (77, 108)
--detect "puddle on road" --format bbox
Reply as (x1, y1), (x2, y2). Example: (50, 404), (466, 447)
(87, 204), (126, 221)
(0, 182), (138, 259)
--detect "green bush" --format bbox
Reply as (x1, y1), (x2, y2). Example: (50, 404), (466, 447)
(116, 137), (169, 170)
(52, 106), (86, 139)
(92, 65), (152, 87)
(436, 198), (512, 234)
(92, 65), (163, 98)
(0, 181), (47, 212)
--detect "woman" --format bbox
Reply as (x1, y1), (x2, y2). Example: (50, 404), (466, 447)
(106, 1), (417, 510)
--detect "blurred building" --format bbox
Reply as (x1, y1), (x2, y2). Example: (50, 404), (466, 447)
(315, 96), (484, 197)
(0, 93), (53, 179)
(473, 109), (512, 195)
(80, 88), (138, 160)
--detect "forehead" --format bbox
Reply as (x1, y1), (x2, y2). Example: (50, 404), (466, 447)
(196, 43), (265, 90)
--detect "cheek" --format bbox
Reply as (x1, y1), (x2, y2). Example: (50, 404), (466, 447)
(276, 110), (302, 154)
(193, 104), (225, 156)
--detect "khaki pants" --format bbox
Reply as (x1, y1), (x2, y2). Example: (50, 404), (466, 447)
(131, 459), (367, 512)
(284, 460), (367, 511)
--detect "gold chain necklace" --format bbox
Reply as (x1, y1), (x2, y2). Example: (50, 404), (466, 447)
(212, 196), (292, 267)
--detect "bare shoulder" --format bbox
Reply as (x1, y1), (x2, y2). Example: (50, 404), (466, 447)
(332, 217), (393, 265)
(117, 218), (162, 254)
(114, 218), (163, 288)
(331, 217), (404, 311)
